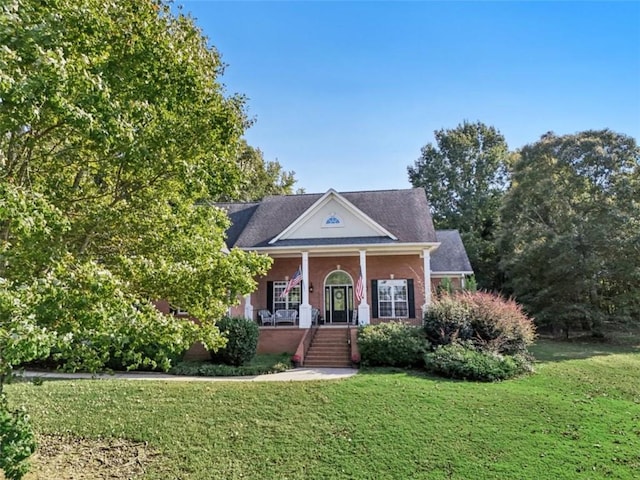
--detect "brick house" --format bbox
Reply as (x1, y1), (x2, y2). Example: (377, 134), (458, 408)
(216, 188), (472, 364)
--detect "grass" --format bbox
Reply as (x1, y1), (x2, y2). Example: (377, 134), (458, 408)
(4, 338), (640, 479)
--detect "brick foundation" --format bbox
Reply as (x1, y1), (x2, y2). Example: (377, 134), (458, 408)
(257, 328), (305, 355)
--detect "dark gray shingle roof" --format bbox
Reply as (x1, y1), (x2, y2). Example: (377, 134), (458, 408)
(218, 188), (437, 248)
(431, 230), (474, 273)
(217, 202), (260, 248)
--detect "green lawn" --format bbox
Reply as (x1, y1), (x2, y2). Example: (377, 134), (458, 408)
(6, 339), (640, 479)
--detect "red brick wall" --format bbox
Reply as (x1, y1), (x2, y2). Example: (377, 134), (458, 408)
(431, 277), (464, 290)
(154, 300), (171, 314)
(257, 328), (305, 355)
(184, 342), (210, 361)
(229, 304), (244, 317)
(182, 329), (306, 360)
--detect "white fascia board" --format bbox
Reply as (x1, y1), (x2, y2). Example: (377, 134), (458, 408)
(431, 271), (474, 277)
(244, 242), (440, 257)
(268, 189), (398, 244)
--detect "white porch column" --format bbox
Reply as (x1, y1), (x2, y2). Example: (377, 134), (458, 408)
(357, 249), (370, 325)
(244, 293), (254, 321)
(299, 251), (312, 328)
(422, 249), (432, 318)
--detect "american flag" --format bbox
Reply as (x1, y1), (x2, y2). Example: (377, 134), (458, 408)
(281, 266), (302, 298)
(355, 268), (364, 303)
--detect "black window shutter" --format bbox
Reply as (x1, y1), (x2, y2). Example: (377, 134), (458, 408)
(407, 279), (415, 318)
(267, 281), (273, 312)
(371, 280), (378, 319)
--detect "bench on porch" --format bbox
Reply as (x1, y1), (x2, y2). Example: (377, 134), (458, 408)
(274, 309), (298, 325)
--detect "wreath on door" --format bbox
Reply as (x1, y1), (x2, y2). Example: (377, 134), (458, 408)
(335, 290), (343, 300)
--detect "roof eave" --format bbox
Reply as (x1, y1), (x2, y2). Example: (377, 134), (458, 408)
(240, 241), (441, 257)
(430, 271), (474, 276)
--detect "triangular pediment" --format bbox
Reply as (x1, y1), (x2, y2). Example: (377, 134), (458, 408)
(269, 189), (397, 244)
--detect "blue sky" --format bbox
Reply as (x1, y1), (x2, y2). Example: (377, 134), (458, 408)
(177, 1), (640, 193)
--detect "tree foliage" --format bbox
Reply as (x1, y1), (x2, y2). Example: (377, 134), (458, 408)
(0, 1), (277, 476)
(0, 394), (35, 480)
(408, 121), (510, 289)
(0, 0), (272, 372)
(499, 130), (640, 335)
(224, 140), (296, 201)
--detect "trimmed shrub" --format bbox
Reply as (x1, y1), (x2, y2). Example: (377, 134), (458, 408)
(424, 343), (533, 382)
(424, 292), (536, 355)
(358, 322), (429, 368)
(171, 354), (291, 377)
(210, 316), (259, 366)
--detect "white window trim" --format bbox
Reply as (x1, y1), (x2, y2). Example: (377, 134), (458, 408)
(377, 279), (409, 319)
(322, 212), (344, 228)
(273, 281), (301, 311)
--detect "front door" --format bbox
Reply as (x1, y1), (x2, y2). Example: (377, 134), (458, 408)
(325, 285), (351, 323)
(330, 286), (347, 323)
(324, 270), (355, 324)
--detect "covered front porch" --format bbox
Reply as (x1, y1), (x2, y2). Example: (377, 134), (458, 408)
(241, 248), (434, 329)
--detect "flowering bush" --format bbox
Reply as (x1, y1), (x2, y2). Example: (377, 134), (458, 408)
(424, 291), (536, 355)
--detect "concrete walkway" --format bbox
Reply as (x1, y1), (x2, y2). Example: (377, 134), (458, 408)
(18, 367), (358, 383)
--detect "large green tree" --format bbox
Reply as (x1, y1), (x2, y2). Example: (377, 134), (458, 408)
(224, 139), (296, 201)
(1, 3), (273, 474)
(499, 130), (640, 336)
(408, 121), (510, 289)
(0, 0), (272, 372)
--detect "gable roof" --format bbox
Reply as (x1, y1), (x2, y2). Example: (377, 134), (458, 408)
(269, 188), (398, 244)
(217, 188), (438, 249)
(431, 230), (474, 274)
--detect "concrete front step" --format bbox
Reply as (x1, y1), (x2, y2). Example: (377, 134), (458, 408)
(304, 360), (352, 367)
(309, 352), (349, 358)
(312, 343), (348, 348)
(312, 337), (348, 343)
(309, 347), (349, 353)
